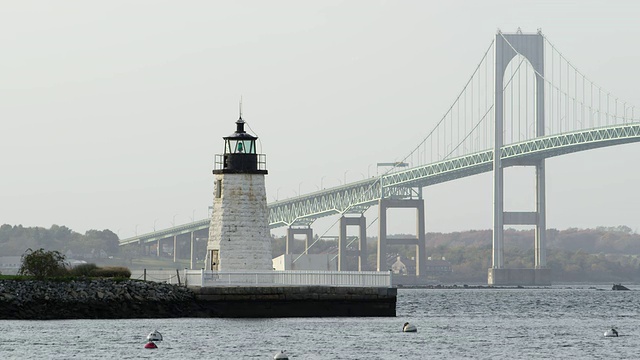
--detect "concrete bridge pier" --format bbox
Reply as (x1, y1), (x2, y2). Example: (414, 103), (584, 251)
(338, 215), (367, 271)
(190, 232), (196, 270)
(376, 198), (426, 276)
(286, 226), (313, 255)
(156, 238), (162, 257)
(139, 239), (146, 255)
(173, 235), (178, 262)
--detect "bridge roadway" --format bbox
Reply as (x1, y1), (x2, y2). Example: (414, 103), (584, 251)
(120, 123), (640, 247)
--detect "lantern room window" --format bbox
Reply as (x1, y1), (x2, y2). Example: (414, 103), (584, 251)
(225, 139), (255, 154)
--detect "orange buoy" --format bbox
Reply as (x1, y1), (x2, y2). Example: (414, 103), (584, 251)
(144, 341), (158, 349)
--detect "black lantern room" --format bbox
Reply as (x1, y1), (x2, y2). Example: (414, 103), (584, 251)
(213, 117), (268, 174)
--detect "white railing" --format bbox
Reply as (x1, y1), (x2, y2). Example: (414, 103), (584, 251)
(183, 270), (392, 287)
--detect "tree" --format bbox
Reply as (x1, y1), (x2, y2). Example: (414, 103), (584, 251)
(84, 229), (120, 255)
(18, 248), (67, 279)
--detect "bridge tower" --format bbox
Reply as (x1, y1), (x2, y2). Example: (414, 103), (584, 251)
(205, 114), (272, 271)
(490, 30), (550, 285)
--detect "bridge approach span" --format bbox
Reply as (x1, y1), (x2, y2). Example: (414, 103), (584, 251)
(119, 123), (640, 247)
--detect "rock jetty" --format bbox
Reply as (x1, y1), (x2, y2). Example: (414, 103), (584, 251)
(0, 279), (198, 320)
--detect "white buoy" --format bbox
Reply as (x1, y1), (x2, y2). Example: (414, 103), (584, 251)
(403, 322), (417, 332)
(147, 330), (163, 342)
(604, 328), (619, 337)
(274, 350), (289, 359)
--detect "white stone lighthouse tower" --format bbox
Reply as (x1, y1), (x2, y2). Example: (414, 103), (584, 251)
(205, 114), (272, 271)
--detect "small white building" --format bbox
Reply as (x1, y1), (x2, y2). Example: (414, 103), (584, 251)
(272, 254), (337, 271)
(391, 256), (408, 275)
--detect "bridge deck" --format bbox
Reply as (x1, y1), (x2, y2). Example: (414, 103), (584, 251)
(120, 124), (640, 246)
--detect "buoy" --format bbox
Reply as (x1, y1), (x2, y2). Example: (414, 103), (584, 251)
(144, 341), (158, 349)
(604, 328), (619, 337)
(147, 330), (163, 342)
(274, 350), (289, 359)
(403, 322), (417, 332)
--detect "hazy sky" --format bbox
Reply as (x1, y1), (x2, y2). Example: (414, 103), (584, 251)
(2, 0), (640, 239)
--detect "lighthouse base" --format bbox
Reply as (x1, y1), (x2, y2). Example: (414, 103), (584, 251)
(191, 286), (397, 317)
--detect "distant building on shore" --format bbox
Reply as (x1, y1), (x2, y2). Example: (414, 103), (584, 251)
(390, 255), (452, 276)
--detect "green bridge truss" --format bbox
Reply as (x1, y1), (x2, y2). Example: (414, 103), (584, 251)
(120, 123), (640, 247)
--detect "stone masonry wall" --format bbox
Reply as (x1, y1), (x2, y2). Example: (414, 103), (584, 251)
(207, 173), (272, 270)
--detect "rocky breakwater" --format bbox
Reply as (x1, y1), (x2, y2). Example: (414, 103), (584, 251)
(0, 279), (197, 320)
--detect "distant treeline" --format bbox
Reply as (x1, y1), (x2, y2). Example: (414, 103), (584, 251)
(427, 225), (640, 255)
(2, 224), (639, 283)
(0, 224), (119, 259)
(397, 225), (640, 283)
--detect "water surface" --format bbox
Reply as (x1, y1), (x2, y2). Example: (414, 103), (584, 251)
(1, 285), (636, 359)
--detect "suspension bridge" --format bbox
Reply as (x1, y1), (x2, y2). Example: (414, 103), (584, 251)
(120, 30), (640, 285)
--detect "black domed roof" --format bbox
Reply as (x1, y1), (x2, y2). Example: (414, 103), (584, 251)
(224, 117), (257, 140)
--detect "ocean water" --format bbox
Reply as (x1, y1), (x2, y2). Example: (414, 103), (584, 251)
(0, 285), (638, 359)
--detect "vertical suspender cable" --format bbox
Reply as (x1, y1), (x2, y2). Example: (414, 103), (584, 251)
(573, 68), (578, 130)
(582, 74), (585, 129)
(597, 84), (600, 127)
(453, 98), (456, 157)
(558, 51), (562, 134)
(464, 85), (467, 154)
(564, 61), (568, 132)
(565, 60), (568, 132)
(518, 56), (521, 141)
(606, 93), (610, 126)
(590, 83), (593, 127)
(468, 76), (471, 152)
(553, 49), (556, 134)
(477, 59), (480, 151)
(523, 61), (527, 139)
(510, 59), (514, 143)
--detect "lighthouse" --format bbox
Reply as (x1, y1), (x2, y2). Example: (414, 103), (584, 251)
(205, 113), (272, 271)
